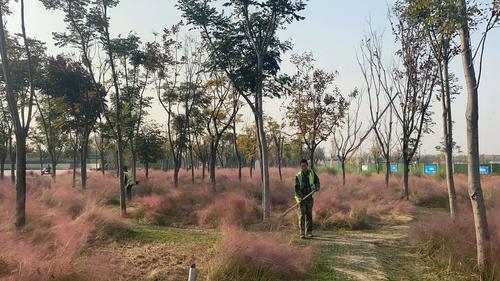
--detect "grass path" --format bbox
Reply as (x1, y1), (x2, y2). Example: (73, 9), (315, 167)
(110, 209), (442, 281)
(301, 212), (435, 281)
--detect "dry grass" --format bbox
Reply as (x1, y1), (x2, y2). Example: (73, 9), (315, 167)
(0, 173), (130, 281)
(136, 169), (414, 231)
(207, 226), (313, 281)
(1, 167), (499, 280)
(409, 174), (500, 280)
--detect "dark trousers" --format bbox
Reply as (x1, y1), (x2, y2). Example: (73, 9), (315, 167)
(298, 199), (313, 235)
(126, 184), (133, 202)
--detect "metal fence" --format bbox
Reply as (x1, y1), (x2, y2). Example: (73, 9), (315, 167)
(325, 162), (500, 176)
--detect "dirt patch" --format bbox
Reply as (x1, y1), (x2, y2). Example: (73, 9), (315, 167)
(100, 227), (218, 281)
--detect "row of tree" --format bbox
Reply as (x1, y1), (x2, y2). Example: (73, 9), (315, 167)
(374, 0), (498, 277)
(0, 0), (498, 277)
(0, 0), (322, 226)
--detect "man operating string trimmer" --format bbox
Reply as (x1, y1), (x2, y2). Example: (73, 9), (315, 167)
(294, 159), (320, 239)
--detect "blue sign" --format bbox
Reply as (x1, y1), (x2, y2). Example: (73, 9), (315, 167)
(424, 164), (438, 175)
(480, 165), (491, 175)
(390, 164), (399, 172)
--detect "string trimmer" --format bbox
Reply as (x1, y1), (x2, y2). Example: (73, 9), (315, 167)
(279, 190), (316, 218)
(251, 190), (317, 231)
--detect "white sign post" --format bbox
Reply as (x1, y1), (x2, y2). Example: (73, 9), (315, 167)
(188, 264), (197, 281)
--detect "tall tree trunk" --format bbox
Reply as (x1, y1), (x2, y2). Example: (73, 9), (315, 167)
(190, 152), (195, 183)
(278, 160), (282, 181)
(341, 159), (346, 186)
(173, 157), (180, 186)
(441, 61), (457, 218)
(72, 145), (77, 188)
(253, 106), (264, 183)
(115, 150), (119, 176)
(51, 160), (57, 179)
(15, 135), (27, 229)
(259, 155), (264, 183)
(257, 113), (270, 220)
(0, 155), (5, 180)
(385, 160), (391, 188)
(101, 151), (105, 175)
(117, 138), (126, 216)
(12, 0), (36, 229)
(80, 130), (89, 189)
(232, 123), (242, 182)
(209, 140), (217, 192)
(103, 3), (126, 216)
(10, 141), (15, 184)
(131, 141), (137, 183)
(309, 147), (315, 171)
(254, 54), (271, 219)
(48, 146), (57, 179)
(403, 153), (410, 201)
(189, 140), (195, 184)
(277, 141), (283, 181)
(458, 1), (491, 274)
(172, 151), (182, 187)
(250, 160), (254, 178)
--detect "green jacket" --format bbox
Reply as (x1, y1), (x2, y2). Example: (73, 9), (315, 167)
(294, 169), (320, 202)
(124, 171), (134, 187)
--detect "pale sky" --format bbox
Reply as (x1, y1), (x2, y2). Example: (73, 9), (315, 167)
(4, 0), (500, 155)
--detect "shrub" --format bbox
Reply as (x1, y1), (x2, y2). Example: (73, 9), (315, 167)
(411, 190), (449, 208)
(0, 174), (127, 281)
(350, 207), (370, 230)
(409, 177), (449, 209)
(308, 174), (412, 230)
(409, 205), (500, 280)
(0, 256), (15, 277)
(362, 170), (372, 177)
(197, 192), (260, 227)
(137, 188), (210, 226)
(435, 169), (447, 182)
(406, 174), (500, 279)
(207, 227), (313, 281)
(105, 192), (121, 206)
(82, 206), (133, 241)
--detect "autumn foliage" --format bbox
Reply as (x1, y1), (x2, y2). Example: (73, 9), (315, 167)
(1, 168), (499, 280)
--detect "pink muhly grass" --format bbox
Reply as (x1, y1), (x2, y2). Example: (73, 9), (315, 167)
(0, 173), (129, 281)
(137, 183), (214, 226)
(207, 226), (313, 281)
(408, 175), (500, 277)
(307, 174), (413, 229)
(197, 192), (260, 227)
(409, 206), (500, 275)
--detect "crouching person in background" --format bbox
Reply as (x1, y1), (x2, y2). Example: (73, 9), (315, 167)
(123, 166), (138, 202)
